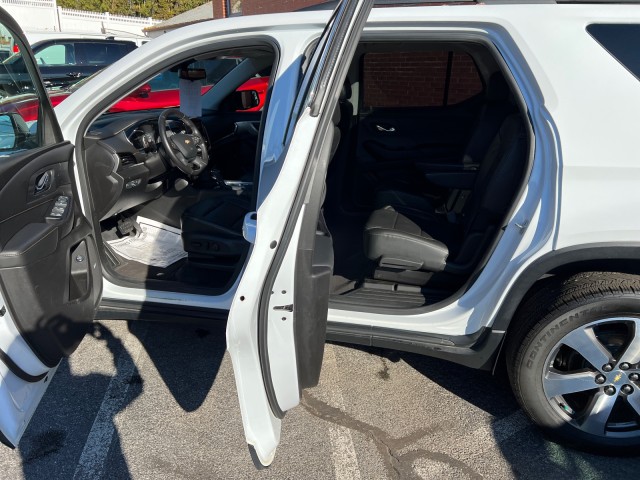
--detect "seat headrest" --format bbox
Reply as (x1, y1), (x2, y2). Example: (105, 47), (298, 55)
(486, 73), (510, 102)
(339, 79), (352, 103)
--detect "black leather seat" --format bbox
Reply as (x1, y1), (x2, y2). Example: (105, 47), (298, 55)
(375, 72), (515, 214)
(181, 193), (251, 264)
(364, 114), (526, 282)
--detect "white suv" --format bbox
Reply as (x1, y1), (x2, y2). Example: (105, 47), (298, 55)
(0, 0), (639, 465)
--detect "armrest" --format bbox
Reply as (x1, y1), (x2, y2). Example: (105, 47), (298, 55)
(424, 171), (477, 190)
(416, 162), (480, 173)
(0, 223), (59, 268)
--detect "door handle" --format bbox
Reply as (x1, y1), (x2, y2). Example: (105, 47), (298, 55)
(66, 72), (82, 78)
(375, 124), (396, 133)
(34, 170), (53, 194)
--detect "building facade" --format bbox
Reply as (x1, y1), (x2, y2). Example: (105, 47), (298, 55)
(212, 0), (328, 18)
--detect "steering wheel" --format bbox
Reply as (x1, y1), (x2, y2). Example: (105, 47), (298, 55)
(158, 108), (209, 176)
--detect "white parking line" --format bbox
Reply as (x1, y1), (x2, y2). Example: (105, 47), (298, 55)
(72, 326), (147, 480)
(323, 344), (362, 480)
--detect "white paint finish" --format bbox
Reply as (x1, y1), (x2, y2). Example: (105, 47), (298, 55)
(0, 296), (50, 377)
(266, 209), (303, 412)
(226, 108), (320, 466)
(0, 363), (55, 446)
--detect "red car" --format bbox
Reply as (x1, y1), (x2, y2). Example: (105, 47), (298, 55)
(3, 73), (269, 123)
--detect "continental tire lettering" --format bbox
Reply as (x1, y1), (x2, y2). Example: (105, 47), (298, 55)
(524, 304), (614, 370)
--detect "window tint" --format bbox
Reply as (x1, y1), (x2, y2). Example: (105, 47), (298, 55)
(363, 51), (483, 108)
(34, 44), (74, 66)
(588, 24), (640, 81)
(77, 42), (132, 65)
(0, 25), (47, 154)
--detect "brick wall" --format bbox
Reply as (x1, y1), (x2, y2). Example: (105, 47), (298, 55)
(212, 1), (225, 19)
(240, 0), (326, 15)
(363, 51), (483, 108)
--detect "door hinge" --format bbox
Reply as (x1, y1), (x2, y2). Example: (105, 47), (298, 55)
(273, 304), (293, 312)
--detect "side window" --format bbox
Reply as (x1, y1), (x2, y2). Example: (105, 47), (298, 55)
(588, 24), (640, 81)
(34, 43), (74, 66)
(0, 25), (51, 153)
(77, 42), (110, 65)
(362, 50), (483, 109)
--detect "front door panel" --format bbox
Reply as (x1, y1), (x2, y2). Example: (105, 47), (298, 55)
(0, 7), (102, 447)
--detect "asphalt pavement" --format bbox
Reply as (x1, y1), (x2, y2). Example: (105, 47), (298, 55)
(1, 319), (639, 479)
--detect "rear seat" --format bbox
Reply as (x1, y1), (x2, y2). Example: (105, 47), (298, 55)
(375, 72), (515, 216)
(364, 114), (527, 283)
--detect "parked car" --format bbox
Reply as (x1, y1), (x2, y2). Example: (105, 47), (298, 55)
(0, 70), (268, 123)
(3, 37), (137, 89)
(1, 0), (640, 468)
(46, 64), (269, 113)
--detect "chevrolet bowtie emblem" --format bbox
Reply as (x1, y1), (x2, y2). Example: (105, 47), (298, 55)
(613, 373), (623, 383)
(185, 139), (191, 144)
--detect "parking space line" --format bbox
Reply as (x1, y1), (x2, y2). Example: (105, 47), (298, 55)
(72, 325), (148, 480)
(323, 344), (362, 480)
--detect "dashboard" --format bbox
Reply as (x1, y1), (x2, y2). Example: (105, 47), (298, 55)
(83, 111), (199, 222)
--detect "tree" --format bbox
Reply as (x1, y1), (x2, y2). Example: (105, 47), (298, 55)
(57, 0), (211, 20)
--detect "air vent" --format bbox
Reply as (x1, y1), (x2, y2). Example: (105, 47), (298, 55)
(118, 153), (137, 167)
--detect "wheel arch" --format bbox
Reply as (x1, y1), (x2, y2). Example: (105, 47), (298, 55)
(491, 243), (640, 372)
(494, 243), (640, 333)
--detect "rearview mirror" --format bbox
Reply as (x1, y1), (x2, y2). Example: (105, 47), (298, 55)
(179, 68), (206, 81)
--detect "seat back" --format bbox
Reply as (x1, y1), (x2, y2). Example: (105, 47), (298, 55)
(461, 72), (515, 166)
(451, 114), (527, 266)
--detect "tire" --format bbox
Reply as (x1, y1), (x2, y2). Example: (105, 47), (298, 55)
(506, 272), (640, 454)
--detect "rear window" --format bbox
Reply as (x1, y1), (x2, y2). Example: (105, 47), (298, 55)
(588, 24), (640, 81)
(362, 50), (483, 108)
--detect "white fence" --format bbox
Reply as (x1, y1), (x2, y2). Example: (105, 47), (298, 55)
(0, 0), (160, 37)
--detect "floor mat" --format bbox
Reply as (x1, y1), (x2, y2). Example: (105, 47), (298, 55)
(106, 216), (187, 268)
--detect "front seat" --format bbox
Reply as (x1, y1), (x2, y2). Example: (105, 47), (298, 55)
(181, 193), (251, 267)
(180, 82), (352, 265)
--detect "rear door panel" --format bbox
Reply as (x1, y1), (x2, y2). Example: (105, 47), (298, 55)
(227, 0), (374, 466)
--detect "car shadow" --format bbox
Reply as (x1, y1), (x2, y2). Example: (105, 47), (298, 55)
(18, 323), (141, 479)
(16, 318), (227, 479)
(126, 318), (226, 412)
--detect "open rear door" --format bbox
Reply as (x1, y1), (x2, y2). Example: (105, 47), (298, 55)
(226, 0), (373, 467)
(0, 7), (102, 447)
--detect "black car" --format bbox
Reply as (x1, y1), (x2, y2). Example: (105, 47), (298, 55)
(3, 38), (136, 90)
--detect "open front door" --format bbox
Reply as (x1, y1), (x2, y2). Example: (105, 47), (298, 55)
(0, 8), (102, 447)
(226, 0), (373, 467)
